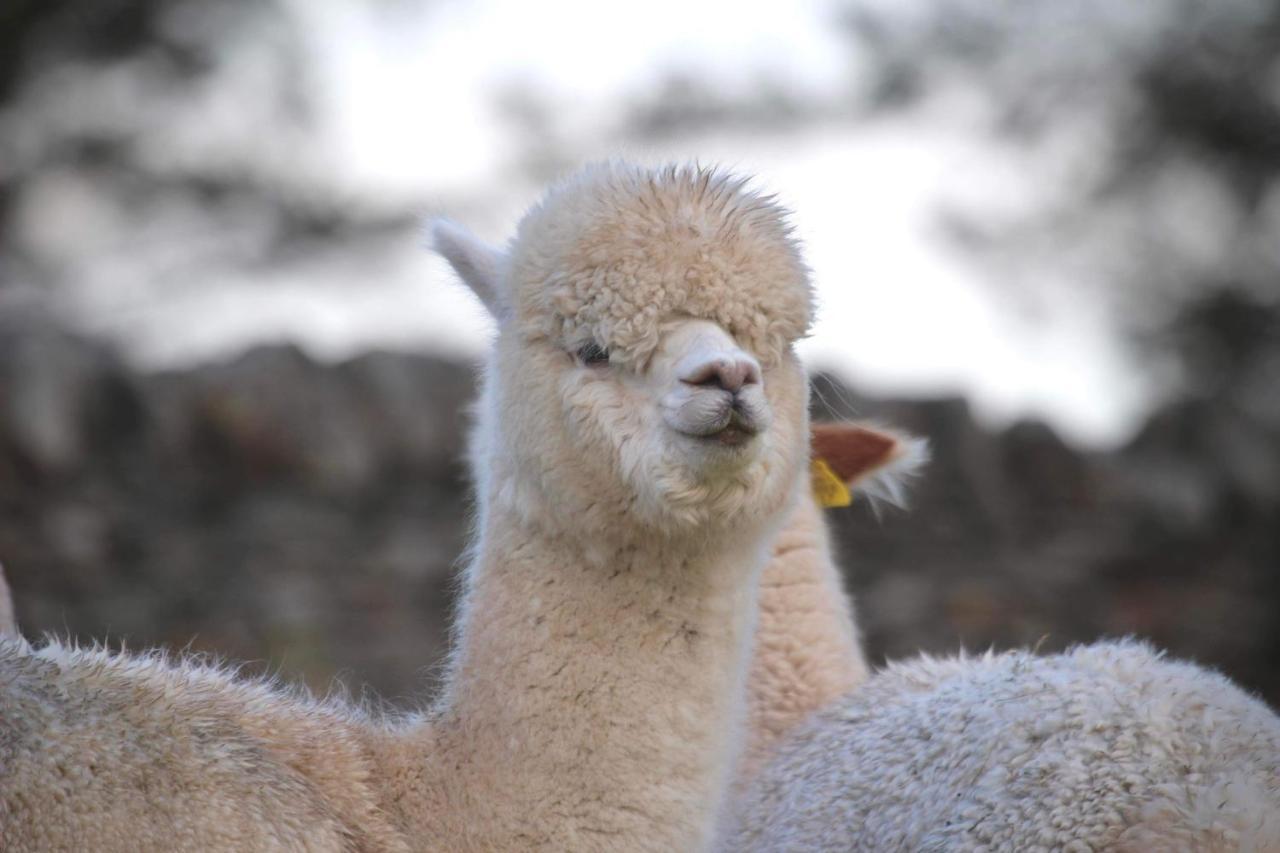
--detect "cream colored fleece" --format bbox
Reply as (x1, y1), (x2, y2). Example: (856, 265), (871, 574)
(729, 640), (1280, 852)
(0, 161), (816, 852)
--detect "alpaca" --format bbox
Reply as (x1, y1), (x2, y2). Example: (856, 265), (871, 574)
(728, 640), (1280, 851)
(0, 162), (816, 852)
(731, 427), (1280, 851)
(742, 422), (925, 781)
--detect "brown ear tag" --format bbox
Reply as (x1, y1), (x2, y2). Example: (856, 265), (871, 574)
(810, 458), (853, 508)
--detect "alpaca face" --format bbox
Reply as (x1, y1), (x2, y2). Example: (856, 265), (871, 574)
(469, 310), (808, 539)
(435, 163), (814, 538)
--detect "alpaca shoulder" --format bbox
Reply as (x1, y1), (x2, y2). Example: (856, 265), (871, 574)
(0, 638), (408, 852)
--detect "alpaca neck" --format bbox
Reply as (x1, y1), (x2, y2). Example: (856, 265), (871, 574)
(410, 503), (773, 851)
(741, 490), (869, 781)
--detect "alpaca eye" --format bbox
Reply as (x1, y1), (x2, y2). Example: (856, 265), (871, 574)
(575, 343), (610, 367)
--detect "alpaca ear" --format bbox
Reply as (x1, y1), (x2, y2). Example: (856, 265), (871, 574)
(430, 219), (509, 320)
(810, 422), (928, 508)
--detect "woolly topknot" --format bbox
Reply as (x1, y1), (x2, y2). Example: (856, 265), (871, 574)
(507, 162), (814, 367)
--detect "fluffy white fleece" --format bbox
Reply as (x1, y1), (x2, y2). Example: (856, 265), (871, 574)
(0, 161), (817, 852)
(727, 640), (1280, 852)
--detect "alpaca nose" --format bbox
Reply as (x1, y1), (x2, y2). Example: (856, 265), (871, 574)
(680, 355), (761, 394)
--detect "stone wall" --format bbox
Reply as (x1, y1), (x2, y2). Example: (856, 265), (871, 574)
(3, 316), (1276, 706)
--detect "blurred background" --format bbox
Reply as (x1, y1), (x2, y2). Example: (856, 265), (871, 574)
(1, 0), (1277, 706)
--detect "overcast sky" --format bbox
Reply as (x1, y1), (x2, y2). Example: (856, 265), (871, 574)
(54, 0), (1151, 447)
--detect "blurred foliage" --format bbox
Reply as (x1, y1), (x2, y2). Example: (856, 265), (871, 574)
(5, 0), (1276, 378)
(843, 1), (1280, 332)
(0, 0), (415, 321)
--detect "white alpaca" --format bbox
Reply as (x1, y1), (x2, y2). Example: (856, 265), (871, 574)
(729, 424), (1280, 852)
(731, 649), (1280, 848)
(0, 162), (816, 852)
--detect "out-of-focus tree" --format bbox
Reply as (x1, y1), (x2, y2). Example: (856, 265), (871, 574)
(841, 0), (1280, 398)
(831, 0), (1280, 688)
(0, 0), (417, 325)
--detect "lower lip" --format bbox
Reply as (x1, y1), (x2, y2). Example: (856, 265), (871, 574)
(704, 426), (755, 447)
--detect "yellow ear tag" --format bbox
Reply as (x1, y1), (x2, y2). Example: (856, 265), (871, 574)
(810, 458), (852, 508)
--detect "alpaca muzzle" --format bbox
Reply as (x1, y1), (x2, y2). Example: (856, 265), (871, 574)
(658, 321), (770, 447)
(665, 388), (767, 446)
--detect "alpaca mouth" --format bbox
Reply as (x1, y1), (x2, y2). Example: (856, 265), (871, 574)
(678, 407), (761, 447)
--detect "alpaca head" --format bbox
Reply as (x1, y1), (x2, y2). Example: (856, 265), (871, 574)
(434, 163), (814, 540)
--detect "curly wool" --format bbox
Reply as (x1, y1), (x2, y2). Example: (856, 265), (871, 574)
(508, 161), (814, 368)
(728, 640), (1280, 852)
